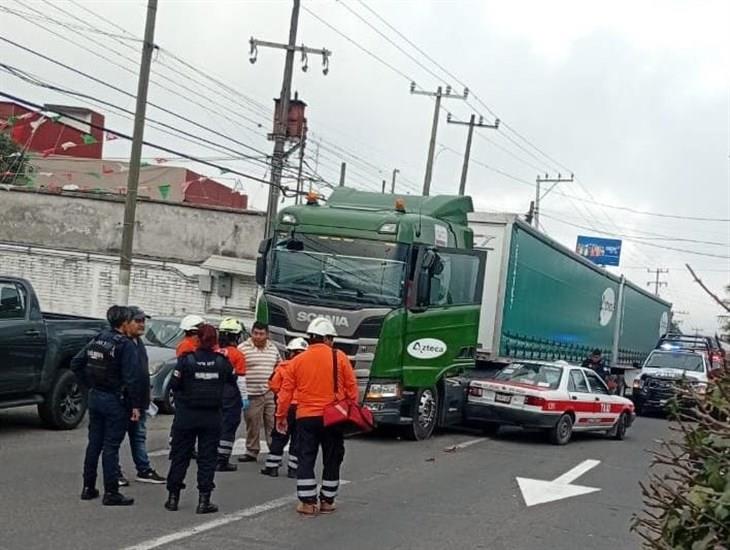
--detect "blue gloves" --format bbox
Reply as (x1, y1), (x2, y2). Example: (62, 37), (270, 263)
(241, 398), (250, 411)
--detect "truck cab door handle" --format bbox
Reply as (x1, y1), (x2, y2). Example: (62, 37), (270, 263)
(25, 329), (40, 336)
(571, 395), (578, 400)
(594, 397), (600, 401)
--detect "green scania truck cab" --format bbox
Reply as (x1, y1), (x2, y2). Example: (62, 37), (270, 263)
(255, 188), (486, 440)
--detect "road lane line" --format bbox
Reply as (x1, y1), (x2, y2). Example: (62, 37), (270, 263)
(122, 481), (350, 550)
(445, 438), (486, 451)
(148, 439), (283, 457)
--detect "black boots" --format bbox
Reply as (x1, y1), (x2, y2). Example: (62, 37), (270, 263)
(80, 487), (100, 500)
(216, 460), (238, 472)
(102, 492), (134, 506)
(196, 492), (218, 514)
(260, 466), (279, 477)
(287, 467), (297, 479)
(164, 490), (180, 511)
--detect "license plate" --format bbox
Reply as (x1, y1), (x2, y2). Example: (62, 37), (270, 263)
(495, 393), (512, 404)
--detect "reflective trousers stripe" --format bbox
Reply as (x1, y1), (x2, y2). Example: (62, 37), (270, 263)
(265, 454), (283, 468)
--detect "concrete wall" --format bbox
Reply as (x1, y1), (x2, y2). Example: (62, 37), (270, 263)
(0, 243), (257, 319)
(0, 187), (264, 264)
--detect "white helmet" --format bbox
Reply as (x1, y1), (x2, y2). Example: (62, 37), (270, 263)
(306, 316), (337, 337)
(179, 314), (205, 331)
(286, 337), (309, 352)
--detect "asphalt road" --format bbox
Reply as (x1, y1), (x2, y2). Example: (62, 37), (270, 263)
(0, 406), (669, 550)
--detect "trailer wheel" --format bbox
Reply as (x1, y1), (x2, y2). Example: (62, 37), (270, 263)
(548, 413), (573, 445)
(404, 387), (438, 441)
(38, 370), (88, 430)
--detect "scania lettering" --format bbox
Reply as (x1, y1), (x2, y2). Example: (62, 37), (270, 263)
(254, 190), (671, 440)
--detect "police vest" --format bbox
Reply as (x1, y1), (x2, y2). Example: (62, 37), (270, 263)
(85, 332), (125, 392)
(179, 353), (227, 409)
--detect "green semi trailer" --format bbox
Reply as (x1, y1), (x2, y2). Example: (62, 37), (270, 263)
(255, 189), (670, 440)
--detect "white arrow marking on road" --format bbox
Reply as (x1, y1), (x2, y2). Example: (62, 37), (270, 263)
(516, 459), (601, 507)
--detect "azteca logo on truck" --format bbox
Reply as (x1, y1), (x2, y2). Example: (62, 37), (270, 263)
(407, 338), (447, 359)
(295, 311), (350, 328)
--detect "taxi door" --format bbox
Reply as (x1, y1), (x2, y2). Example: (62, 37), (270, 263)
(567, 369), (597, 428)
(584, 370), (621, 428)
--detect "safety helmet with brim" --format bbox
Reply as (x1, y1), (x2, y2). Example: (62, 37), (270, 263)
(306, 317), (337, 337)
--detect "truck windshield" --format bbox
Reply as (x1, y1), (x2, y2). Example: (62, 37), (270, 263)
(268, 234), (407, 307)
(645, 352), (704, 372)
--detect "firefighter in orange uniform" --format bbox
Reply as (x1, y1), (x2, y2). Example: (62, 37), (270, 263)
(176, 315), (205, 357)
(275, 318), (358, 515)
(261, 337), (308, 478)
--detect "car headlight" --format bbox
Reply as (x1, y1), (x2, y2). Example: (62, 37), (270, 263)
(366, 382), (400, 399)
(149, 361), (166, 376)
(633, 377), (642, 389)
(691, 382), (708, 395)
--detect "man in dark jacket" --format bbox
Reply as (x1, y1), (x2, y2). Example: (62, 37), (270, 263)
(117, 307), (166, 485)
(582, 349), (611, 381)
(72, 305), (142, 505)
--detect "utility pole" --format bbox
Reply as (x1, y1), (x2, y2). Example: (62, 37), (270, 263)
(118, 0), (157, 305)
(647, 268), (669, 296)
(410, 83), (467, 196)
(446, 113), (499, 195)
(339, 162), (346, 187)
(391, 168), (399, 193)
(534, 173), (574, 229)
(249, 0), (330, 238)
(381, 180), (386, 194)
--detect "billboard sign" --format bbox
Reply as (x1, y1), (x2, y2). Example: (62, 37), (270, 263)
(576, 235), (622, 266)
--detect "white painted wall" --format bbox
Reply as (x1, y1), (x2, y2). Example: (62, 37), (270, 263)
(0, 243), (256, 318)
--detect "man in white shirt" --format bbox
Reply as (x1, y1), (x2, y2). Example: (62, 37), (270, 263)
(238, 321), (280, 462)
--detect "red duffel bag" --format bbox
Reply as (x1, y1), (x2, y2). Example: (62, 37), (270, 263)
(323, 348), (374, 433)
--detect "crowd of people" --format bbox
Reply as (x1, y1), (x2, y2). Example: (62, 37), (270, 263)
(72, 305), (356, 516)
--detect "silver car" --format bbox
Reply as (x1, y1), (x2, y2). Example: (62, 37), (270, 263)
(144, 316), (251, 414)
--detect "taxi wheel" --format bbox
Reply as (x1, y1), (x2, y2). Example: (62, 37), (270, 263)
(610, 413), (628, 441)
(548, 413), (573, 445)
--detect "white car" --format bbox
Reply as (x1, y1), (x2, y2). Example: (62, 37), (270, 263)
(465, 361), (636, 445)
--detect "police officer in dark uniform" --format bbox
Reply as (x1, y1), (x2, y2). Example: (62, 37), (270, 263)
(164, 324), (236, 514)
(72, 305), (142, 506)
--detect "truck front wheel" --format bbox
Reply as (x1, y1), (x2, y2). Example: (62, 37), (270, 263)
(38, 370), (88, 430)
(404, 387), (438, 441)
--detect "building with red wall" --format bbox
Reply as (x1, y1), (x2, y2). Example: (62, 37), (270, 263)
(1, 101), (249, 210)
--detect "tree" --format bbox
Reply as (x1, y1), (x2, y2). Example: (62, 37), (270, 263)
(0, 132), (29, 185)
(632, 373), (730, 549)
(721, 285), (730, 343)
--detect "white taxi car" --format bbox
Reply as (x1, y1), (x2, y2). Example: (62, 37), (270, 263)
(465, 361), (635, 445)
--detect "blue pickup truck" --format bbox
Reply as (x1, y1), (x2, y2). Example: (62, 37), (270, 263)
(0, 276), (107, 429)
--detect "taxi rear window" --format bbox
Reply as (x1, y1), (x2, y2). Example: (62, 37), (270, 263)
(495, 364), (563, 390)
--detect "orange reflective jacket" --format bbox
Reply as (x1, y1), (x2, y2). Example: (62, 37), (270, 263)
(275, 343), (357, 419)
(175, 335), (199, 358)
(219, 345), (246, 375)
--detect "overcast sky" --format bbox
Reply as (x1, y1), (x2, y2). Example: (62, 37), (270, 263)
(1, 0), (728, 333)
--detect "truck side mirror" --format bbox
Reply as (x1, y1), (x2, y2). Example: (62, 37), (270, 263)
(632, 361), (640, 369)
(255, 238), (272, 286)
(412, 249), (440, 310)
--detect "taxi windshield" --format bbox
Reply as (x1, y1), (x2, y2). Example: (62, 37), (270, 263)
(494, 363), (563, 390)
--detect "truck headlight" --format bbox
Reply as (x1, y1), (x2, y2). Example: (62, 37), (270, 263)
(149, 361), (166, 376)
(633, 377), (642, 389)
(691, 382), (708, 395)
(366, 382), (400, 399)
